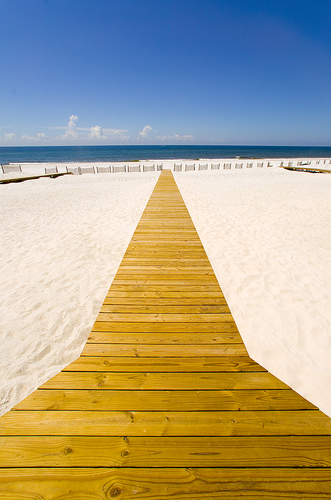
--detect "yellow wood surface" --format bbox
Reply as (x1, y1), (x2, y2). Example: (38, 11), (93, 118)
(1, 436), (331, 467)
(2, 410), (330, 436)
(40, 371), (288, 390)
(0, 468), (330, 499)
(0, 468), (331, 500)
(92, 320), (237, 332)
(64, 355), (263, 371)
(80, 343), (248, 356)
(87, 331), (242, 343)
(14, 388), (317, 411)
(1, 169), (331, 497)
(100, 304), (231, 312)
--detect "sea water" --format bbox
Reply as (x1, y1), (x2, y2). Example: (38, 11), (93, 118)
(1, 145), (331, 165)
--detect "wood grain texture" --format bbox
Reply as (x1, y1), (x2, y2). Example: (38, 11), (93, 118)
(0, 468), (330, 499)
(1, 436), (331, 467)
(13, 389), (317, 412)
(92, 321), (238, 333)
(2, 410), (329, 436)
(80, 343), (248, 357)
(87, 331), (243, 344)
(40, 371), (289, 390)
(64, 355), (262, 372)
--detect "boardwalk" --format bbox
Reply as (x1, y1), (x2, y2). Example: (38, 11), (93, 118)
(1, 169), (331, 498)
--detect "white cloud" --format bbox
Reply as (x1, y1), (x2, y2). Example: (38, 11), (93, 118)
(138, 125), (154, 139)
(61, 130), (78, 140)
(4, 133), (16, 140)
(52, 116), (130, 144)
(156, 134), (194, 142)
(89, 125), (108, 140)
(1, 118), (131, 145)
(21, 134), (36, 141)
(68, 115), (78, 131)
(37, 133), (48, 140)
(57, 116), (131, 143)
(19, 133), (49, 143)
(61, 115), (79, 140)
(103, 128), (130, 142)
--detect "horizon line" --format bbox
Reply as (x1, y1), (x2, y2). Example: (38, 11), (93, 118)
(2, 144), (331, 149)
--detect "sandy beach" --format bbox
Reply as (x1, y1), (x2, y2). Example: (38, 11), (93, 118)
(0, 159), (330, 417)
(0, 170), (159, 416)
(175, 165), (331, 417)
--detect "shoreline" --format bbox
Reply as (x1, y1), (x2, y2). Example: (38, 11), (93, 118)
(1, 156), (331, 178)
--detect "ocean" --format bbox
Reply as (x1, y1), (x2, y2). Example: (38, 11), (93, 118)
(1, 145), (331, 164)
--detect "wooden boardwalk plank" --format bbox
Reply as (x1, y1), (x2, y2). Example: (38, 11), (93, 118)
(106, 284), (222, 291)
(1, 436), (331, 467)
(92, 321), (238, 333)
(87, 331), (243, 344)
(13, 389), (317, 412)
(1, 169), (331, 497)
(0, 468), (330, 499)
(1, 410), (330, 436)
(1, 468), (331, 500)
(79, 343), (248, 357)
(99, 304), (231, 313)
(94, 313), (235, 322)
(39, 371), (288, 390)
(64, 355), (262, 371)
(102, 297), (228, 305)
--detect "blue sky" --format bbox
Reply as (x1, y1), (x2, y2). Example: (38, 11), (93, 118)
(1, 0), (331, 146)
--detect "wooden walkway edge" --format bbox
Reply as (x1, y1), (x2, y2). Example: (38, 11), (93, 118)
(0, 169), (331, 498)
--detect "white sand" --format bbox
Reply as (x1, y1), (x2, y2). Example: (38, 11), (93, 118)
(175, 166), (331, 417)
(1, 159), (331, 418)
(0, 169), (159, 416)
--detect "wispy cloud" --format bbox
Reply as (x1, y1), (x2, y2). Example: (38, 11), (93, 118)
(20, 133), (49, 142)
(0, 131), (49, 144)
(156, 133), (194, 142)
(21, 134), (36, 141)
(4, 132), (16, 140)
(103, 128), (130, 142)
(37, 133), (48, 140)
(0, 116), (196, 146)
